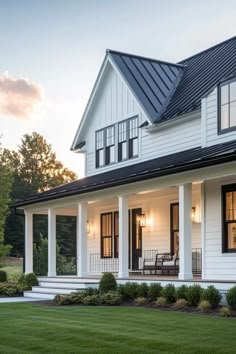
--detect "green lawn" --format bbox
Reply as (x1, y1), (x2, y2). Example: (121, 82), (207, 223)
(0, 304), (236, 354)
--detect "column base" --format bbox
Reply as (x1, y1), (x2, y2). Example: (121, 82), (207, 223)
(118, 272), (129, 279)
(78, 272), (88, 278)
(48, 272), (57, 277)
(178, 272), (193, 280)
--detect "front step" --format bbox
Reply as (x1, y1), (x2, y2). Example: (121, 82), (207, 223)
(38, 281), (98, 289)
(32, 286), (84, 295)
(24, 291), (56, 300)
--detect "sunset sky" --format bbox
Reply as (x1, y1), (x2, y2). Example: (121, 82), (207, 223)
(0, 0), (235, 176)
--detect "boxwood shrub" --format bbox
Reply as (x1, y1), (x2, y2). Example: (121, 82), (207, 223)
(137, 282), (149, 298)
(161, 284), (176, 303)
(176, 285), (188, 300)
(148, 283), (162, 301)
(201, 286), (221, 308)
(226, 286), (236, 309)
(186, 284), (203, 306)
(99, 272), (117, 293)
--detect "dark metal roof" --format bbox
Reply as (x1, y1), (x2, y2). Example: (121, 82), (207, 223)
(108, 49), (184, 122)
(109, 37), (236, 123)
(14, 139), (236, 208)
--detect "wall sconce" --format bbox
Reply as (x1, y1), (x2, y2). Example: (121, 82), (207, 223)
(138, 212), (146, 228)
(87, 220), (90, 234)
(191, 207), (196, 222)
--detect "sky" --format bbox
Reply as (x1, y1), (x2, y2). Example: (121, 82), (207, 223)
(0, 0), (235, 177)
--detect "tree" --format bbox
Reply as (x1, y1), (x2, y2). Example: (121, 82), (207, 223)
(0, 144), (12, 258)
(1, 132), (77, 254)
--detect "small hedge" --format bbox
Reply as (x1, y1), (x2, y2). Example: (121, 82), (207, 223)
(148, 283), (162, 301)
(201, 286), (221, 308)
(176, 285), (188, 300)
(186, 284), (202, 306)
(226, 286), (236, 309)
(0, 282), (23, 297)
(0, 270), (7, 282)
(118, 282), (139, 300)
(161, 284), (176, 303)
(99, 273), (117, 293)
(54, 291), (121, 306)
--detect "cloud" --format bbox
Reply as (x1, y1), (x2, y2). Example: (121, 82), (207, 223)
(0, 72), (44, 118)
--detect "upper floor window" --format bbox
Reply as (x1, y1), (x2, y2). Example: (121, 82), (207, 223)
(219, 79), (236, 132)
(96, 125), (115, 168)
(95, 116), (139, 168)
(118, 117), (138, 162)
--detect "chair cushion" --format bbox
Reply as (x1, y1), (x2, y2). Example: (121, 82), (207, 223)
(144, 261), (155, 267)
(163, 260), (175, 267)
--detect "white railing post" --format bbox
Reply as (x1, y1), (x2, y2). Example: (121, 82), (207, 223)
(48, 208), (56, 277)
(25, 211), (33, 274)
(178, 183), (193, 280)
(118, 195), (129, 278)
(77, 202), (88, 277)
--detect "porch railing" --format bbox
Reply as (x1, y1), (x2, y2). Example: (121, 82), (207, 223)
(89, 253), (119, 273)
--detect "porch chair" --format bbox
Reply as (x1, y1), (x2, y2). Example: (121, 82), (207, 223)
(161, 248), (179, 275)
(142, 252), (171, 275)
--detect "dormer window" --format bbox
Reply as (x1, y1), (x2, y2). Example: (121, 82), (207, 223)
(219, 79), (236, 133)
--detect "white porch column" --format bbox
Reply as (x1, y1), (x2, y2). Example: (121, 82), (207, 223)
(77, 202), (88, 277)
(25, 211), (33, 274)
(118, 195), (129, 278)
(178, 183), (193, 280)
(200, 182), (206, 279)
(48, 208), (56, 277)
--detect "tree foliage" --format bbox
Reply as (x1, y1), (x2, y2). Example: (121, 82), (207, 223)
(1, 132), (77, 254)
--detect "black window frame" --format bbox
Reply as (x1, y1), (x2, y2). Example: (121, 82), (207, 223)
(114, 211), (119, 258)
(95, 124), (115, 168)
(222, 184), (236, 253)
(218, 77), (236, 134)
(118, 116), (139, 162)
(100, 212), (113, 258)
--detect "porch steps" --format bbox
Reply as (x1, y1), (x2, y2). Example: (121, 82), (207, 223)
(24, 277), (100, 300)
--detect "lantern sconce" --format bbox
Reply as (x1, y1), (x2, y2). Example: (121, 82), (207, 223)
(191, 207), (196, 222)
(138, 212), (146, 228)
(87, 220), (91, 234)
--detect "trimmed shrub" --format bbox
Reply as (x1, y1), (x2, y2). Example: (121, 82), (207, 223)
(201, 286), (221, 308)
(99, 273), (117, 293)
(82, 288), (100, 297)
(100, 291), (122, 305)
(156, 296), (168, 307)
(0, 270), (7, 282)
(176, 285), (188, 300)
(226, 286), (236, 310)
(83, 295), (101, 305)
(69, 292), (86, 304)
(198, 300), (211, 312)
(0, 282), (22, 297)
(137, 283), (149, 298)
(134, 297), (147, 306)
(54, 294), (74, 306)
(118, 282), (139, 300)
(219, 306), (231, 317)
(161, 284), (176, 303)
(174, 298), (188, 309)
(186, 284), (203, 306)
(148, 283), (162, 301)
(23, 273), (38, 290)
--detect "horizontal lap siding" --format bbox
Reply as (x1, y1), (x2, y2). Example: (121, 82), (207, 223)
(205, 179), (236, 280)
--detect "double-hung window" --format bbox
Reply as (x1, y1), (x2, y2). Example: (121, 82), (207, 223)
(118, 116), (138, 161)
(222, 184), (236, 252)
(219, 79), (236, 132)
(96, 125), (115, 168)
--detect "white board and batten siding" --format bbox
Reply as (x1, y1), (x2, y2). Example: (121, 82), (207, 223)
(81, 62), (202, 177)
(202, 87), (236, 147)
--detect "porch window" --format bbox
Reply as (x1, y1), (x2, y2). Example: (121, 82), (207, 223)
(222, 184), (236, 252)
(219, 79), (236, 133)
(114, 211), (119, 258)
(96, 125), (115, 168)
(101, 213), (113, 257)
(118, 116), (138, 161)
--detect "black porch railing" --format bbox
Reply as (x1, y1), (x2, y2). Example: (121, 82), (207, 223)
(33, 254), (77, 276)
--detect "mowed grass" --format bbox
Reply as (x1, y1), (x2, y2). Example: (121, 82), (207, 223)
(0, 304), (236, 354)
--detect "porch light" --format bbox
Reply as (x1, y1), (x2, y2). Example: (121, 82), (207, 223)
(138, 212), (146, 228)
(191, 207), (196, 222)
(87, 220), (90, 233)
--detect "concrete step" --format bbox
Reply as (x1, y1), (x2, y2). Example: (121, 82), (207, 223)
(37, 277), (100, 284)
(38, 281), (98, 289)
(32, 286), (82, 295)
(24, 291), (56, 300)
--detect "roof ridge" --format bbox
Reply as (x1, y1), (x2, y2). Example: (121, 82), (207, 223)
(107, 49), (184, 68)
(178, 36), (236, 64)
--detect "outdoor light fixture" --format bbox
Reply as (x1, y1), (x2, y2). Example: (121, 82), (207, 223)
(87, 220), (90, 233)
(138, 212), (146, 228)
(191, 207), (196, 222)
